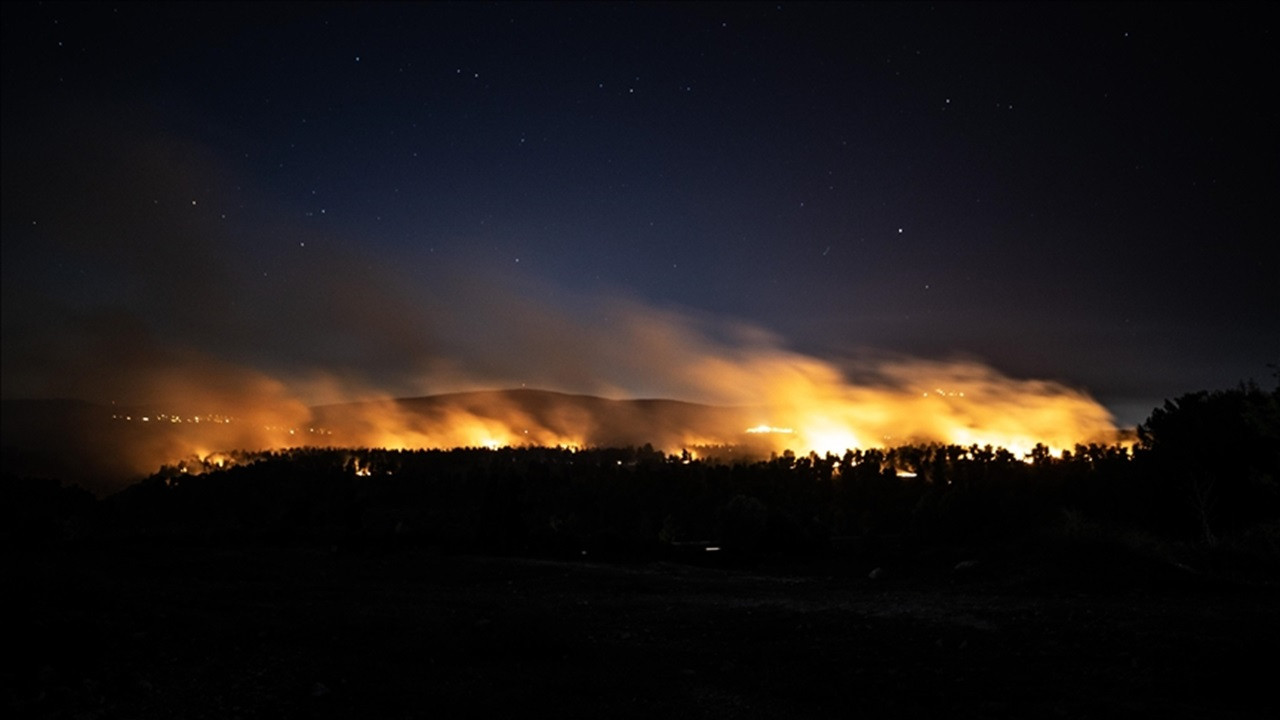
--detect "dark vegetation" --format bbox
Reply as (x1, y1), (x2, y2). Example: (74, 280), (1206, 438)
(4, 382), (1279, 718)
(5, 382), (1280, 568)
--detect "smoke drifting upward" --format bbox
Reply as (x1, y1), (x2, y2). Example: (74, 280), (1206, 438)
(305, 347), (1119, 460)
(375, 285), (1121, 458)
(2, 281), (1120, 495)
(742, 355), (1120, 457)
(1, 110), (1119, 492)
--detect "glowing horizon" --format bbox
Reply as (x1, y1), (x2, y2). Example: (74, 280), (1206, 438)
(95, 370), (1125, 478)
(4, 294), (1126, 486)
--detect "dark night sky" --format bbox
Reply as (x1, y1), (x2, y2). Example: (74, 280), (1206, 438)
(3, 1), (1276, 427)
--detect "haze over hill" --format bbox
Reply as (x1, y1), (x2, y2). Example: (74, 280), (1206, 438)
(0, 390), (750, 494)
(3, 379), (1126, 496)
(311, 389), (758, 452)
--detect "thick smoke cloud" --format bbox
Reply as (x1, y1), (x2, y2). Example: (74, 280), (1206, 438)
(2, 107), (1119, 493)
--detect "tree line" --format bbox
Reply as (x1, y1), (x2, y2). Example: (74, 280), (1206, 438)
(5, 382), (1277, 561)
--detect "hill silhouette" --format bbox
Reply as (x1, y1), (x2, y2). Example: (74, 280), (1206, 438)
(2, 389), (760, 493)
(311, 388), (758, 449)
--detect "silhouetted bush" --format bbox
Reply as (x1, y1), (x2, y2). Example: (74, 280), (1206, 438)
(8, 380), (1276, 568)
(1136, 381), (1280, 543)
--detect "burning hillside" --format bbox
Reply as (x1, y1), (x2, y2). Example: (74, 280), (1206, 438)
(3, 370), (1124, 496)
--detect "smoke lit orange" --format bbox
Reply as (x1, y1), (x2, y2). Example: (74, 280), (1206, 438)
(9, 297), (1124, 491)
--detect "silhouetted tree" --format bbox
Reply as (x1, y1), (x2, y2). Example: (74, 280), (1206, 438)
(1137, 381), (1280, 543)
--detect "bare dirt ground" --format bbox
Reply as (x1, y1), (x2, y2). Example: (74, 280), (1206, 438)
(7, 544), (1277, 719)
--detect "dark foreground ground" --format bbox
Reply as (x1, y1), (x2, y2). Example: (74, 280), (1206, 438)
(6, 543), (1278, 719)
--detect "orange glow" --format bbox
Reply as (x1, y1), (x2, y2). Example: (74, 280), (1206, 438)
(55, 306), (1124, 483)
(341, 402), (587, 452)
(736, 360), (1120, 458)
(746, 425), (794, 434)
(117, 363), (1120, 477)
(16, 282), (1130, 495)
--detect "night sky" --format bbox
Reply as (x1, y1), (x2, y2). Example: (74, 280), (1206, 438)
(3, 1), (1276, 428)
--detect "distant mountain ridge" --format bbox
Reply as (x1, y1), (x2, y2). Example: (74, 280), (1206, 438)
(311, 388), (757, 450)
(2, 390), (762, 493)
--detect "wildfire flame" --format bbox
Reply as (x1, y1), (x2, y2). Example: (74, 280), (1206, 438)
(740, 361), (1118, 458)
(15, 293), (1124, 491)
(117, 360), (1119, 478)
